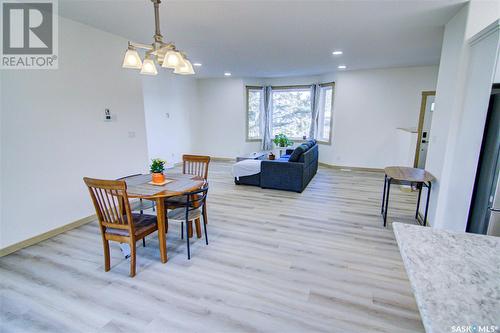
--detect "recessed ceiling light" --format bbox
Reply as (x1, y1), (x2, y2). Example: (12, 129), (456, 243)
(332, 51), (343, 55)
(338, 65), (347, 69)
(193, 63), (202, 67)
(224, 72), (232, 76)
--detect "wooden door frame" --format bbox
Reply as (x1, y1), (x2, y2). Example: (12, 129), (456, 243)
(414, 91), (436, 168)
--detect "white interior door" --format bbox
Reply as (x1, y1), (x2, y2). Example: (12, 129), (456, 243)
(417, 95), (435, 169)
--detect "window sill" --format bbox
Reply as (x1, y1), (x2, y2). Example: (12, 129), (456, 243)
(246, 138), (331, 146)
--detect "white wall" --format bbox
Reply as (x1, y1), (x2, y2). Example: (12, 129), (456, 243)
(319, 66), (438, 168)
(0, 17), (150, 248)
(193, 66), (438, 168)
(192, 78), (261, 158)
(142, 74), (198, 167)
(423, 1), (500, 231)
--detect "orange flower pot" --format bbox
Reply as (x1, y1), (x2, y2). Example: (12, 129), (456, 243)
(151, 173), (165, 184)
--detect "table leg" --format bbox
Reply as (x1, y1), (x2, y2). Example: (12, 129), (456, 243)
(423, 182), (431, 227)
(416, 183), (422, 219)
(155, 198), (167, 263)
(384, 178), (391, 227)
(381, 174), (387, 214)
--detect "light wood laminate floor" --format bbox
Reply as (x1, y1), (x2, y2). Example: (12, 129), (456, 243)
(1, 162), (425, 333)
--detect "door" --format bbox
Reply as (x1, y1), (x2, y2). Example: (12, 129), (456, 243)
(467, 87), (500, 236)
(415, 92), (436, 169)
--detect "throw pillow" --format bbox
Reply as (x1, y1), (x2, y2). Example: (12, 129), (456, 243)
(289, 144), (306, 162)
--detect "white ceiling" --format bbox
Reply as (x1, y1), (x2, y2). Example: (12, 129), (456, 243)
(59, 0), (466, 78)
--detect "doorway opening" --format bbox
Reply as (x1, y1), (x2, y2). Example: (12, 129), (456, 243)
(414, 91), (436, 169)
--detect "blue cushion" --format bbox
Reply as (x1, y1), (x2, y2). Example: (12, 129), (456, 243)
(289, 144), (307, 162)
(281, 154), (291, 159)
(305, 139), (316, 150)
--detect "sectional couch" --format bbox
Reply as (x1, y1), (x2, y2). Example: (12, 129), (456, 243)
(235, 139), (319, 192)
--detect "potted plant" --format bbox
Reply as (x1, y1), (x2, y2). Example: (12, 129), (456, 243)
(273, 134), (293, 147)
(150, 158), (166, 183)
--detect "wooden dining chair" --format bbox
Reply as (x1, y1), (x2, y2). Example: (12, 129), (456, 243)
(166, 154), (211, 238)
(83, 177), (158, 277)
(167, 183), (209, 259)
(183, 154), (211, 180)
(117, 174), (155, 248)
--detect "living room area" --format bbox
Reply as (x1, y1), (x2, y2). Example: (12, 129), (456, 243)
(1, 1), (499, 332)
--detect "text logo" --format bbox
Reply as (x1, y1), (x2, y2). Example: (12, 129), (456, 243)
(1, 0), (58, 69)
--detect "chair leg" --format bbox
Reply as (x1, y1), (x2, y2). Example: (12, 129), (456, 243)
(142, 238), (146, 247)
(195, 218), (202, 238)
(203, 203), (208, 225)
(203, 219), (208, 245)
(186, 221), (191, 260)
(103, 238), (110, 272)
(188, 221), (194, 238)
(129, 240), (136, 277)
(181, 222), (184, 239)
(202, 206), (208, 245)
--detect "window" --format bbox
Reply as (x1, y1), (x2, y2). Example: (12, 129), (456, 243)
(317, 84), (334, 143)
(246, 87), (262, 141)
(271, 87), (311, 139)
(246, 83), (334, 143)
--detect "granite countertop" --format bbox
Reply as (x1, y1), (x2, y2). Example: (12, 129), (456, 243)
(393, 222), (500, 333)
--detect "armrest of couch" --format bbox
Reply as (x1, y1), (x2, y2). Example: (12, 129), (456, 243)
(260, 160), (305, 192)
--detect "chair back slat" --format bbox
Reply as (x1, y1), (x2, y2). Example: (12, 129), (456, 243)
(83, 177), (134, 232)
(183, 155), (210, 180)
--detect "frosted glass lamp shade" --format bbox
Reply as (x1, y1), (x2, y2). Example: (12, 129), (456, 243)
(173, 58), (195, 75)
(140, 56), (158, 75)
(122, 47), (142, 69)
(162, 50), (183, 69)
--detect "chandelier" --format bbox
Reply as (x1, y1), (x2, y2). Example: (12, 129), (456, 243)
(122, 0), (194, 76)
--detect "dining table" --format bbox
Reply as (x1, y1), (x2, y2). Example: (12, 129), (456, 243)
(123, 173), (205, 263)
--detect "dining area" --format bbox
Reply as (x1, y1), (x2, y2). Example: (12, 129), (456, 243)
(83, 155), (211, 277)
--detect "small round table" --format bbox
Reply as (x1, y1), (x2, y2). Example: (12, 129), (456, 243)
(124, 173), (204, 263)
(381, 166), (435, 227)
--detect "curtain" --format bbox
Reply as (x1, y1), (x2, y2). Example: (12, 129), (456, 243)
(309, 84), (321, 139)
(260, 86), (273, 150)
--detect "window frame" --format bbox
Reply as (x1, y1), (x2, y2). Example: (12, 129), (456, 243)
(245, 85), (263, 142)
(316, 82), (335, 145)
(245, 82), (335, 145)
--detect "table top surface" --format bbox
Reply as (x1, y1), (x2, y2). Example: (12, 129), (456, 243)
(384, 166), (434, 183)
(393, 223), (500, 333)
(124, 173), (204, 199)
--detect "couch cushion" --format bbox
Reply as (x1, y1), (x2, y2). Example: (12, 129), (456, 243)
(289, 144), (307, 162)
(305, 139), (316, 149)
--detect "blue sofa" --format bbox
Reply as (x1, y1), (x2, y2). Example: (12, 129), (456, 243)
(235, 140), (319, 193)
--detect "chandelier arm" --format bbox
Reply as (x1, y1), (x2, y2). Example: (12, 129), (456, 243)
(129, 42), (154, 51)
